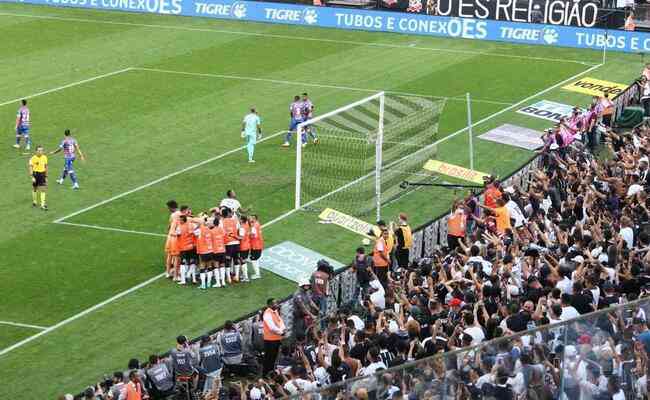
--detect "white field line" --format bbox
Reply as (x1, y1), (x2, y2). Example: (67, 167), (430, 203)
(0, 12), (594, 66)
(0, 67), (133, 107)
(56, 222), (167, 237)
(0, 321), (49, 330)
(133, 67), (512, 106)
(0, 61), (601, 358)
(53, 130), (285, 223)
(0, 273), (164, 358)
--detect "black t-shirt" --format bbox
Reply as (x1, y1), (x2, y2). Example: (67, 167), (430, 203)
(572, 291), (594, 315)
(327, 362), (351, 383)
(506, 311), (531, 332)
(349, 342), (367, 366)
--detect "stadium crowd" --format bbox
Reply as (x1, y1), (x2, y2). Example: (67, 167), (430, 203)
(62, 78), (650, 400)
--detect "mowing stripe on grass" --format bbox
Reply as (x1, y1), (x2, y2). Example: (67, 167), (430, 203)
(0, 11), (594, 67)
(53, 130), (286, 223)
(0, 321), (49, 330)
(0, 67), (133, 107)
(131, 67), (513, 106)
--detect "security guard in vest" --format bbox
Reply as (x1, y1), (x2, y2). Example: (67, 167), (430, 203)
(170, 335), (198, 390)
(145, 354), (175, 399)
(393, 213), (412, 269)
(217, 321), (243, 367)
(262, 298), (286, 375)
(199, 335), (224, 395)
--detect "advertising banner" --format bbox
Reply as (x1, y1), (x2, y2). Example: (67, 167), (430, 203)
(318, 208), (378, 238)
(562, 77), (629, 96)
(260, 240), (344, 282)
(423, 159), (489, 184)
(478, 123), (544, 150)
(516, 99), (574, 122)
(5, 0), (650, 52)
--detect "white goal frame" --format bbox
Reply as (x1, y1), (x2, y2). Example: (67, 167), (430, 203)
(295, 91), (385, 222)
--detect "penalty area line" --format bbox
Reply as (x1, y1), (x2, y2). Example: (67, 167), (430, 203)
(0, 321), (50, 331)
(0, 67), (133, 108)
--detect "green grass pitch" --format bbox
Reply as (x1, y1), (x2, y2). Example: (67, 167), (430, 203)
(0, 2), (641, 397)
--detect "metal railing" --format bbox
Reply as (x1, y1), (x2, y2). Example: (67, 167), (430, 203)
(296, 296), (650, 399)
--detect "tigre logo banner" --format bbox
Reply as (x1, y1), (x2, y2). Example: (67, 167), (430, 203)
(562, 77), (628, 97)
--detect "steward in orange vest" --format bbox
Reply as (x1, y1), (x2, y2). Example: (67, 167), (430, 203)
(262, 298), (286, 375)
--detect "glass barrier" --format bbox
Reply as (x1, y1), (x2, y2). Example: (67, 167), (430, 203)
(293, 296), (650, 399)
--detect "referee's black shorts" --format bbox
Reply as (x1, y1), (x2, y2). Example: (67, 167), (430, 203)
(32, 172), (47, 188)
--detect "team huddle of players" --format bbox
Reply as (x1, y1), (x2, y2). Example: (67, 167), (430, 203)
(163, 195), (264, 290)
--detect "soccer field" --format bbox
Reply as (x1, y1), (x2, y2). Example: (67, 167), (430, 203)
(0, 2), (641, 397)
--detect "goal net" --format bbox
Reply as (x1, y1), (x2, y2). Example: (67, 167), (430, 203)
(295, 92), (445, 221)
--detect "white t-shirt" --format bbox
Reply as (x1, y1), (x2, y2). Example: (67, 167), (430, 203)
(284, 378), (318, 395)
(560, 306), (580, 321)
(620, 226), (634, 250)
(220, 198), (241, 213)
(556, 276), (573, 295)
(369, 280), (386, 309)
(464, 325), (486, 346)
(361, 361), (387, 376)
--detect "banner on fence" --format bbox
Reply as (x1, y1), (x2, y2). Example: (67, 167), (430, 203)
(6, 0), (650, 53)
(562, 77), (628, 97)
(423, 160), (488, 184)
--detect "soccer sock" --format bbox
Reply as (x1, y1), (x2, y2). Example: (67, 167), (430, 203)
(60, 170), (68, 181)
(26, 136), (31, 147)
(285, 131), (293, 142)
(40, 192), (46, 207)
(207, 270), (213, 286)
(32, 191), (37, 204)
(179, 264), (187, 284)
(189, 264), (197, 283)
(247, 142), (255, 161)
(234, 263), (240, 281)
(225, 266), (232, 283)
(301, 131), (307, 143)
(16, 136), (21, 145)
(242, 263), (248, 281)
(252, 260), (261, 277)
(69, 171), (78, 185)
(200, 272), (206, 288)
(220, 267), (226, 285)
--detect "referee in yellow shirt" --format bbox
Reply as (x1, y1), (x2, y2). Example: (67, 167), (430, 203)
(29, 145), (48, 210)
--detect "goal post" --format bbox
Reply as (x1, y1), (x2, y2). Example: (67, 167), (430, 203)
(295, 92), (444, 221)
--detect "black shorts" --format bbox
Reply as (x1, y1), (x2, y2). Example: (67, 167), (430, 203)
(225, 244), (239, 259)
(239, 249), (250, 261)
(250, 249), (262, 260)
(199, 253), (213, 263)
(214, 253), (226, 265)
(181, 249), (196, 264)
(32, 172), (46, 188)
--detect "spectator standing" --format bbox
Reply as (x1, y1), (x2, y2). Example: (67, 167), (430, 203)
(311, 260), (332, 329)
(293, 279), (318, 336)
(393, 213), (413, 270)
(447, 200), (467, 250)
(262, 298), (286, 376)
(373, 228), (391, 288)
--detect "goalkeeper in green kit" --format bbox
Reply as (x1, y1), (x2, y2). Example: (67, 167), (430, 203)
(241, 107), (262, 163)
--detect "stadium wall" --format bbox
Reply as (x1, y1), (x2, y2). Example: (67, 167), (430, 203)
(3, 0), (650, 53)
